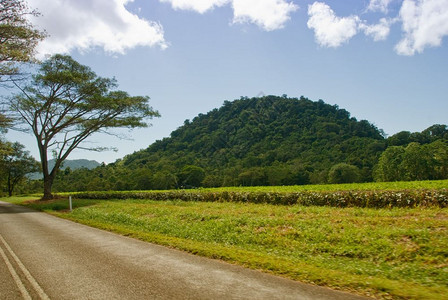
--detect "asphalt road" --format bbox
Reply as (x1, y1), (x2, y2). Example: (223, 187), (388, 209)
(0, 201), (367, 300)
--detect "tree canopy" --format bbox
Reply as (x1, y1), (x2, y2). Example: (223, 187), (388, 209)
(8, 54), (160, 199)
(119, 96), (385, 186)
(0, 0), (45, 80)
(374, 140), (448, 182)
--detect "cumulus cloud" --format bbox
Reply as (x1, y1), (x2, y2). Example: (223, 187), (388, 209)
(159, 0), (230, 14)
(395, 0), (448, 55)
(231, 0), (299, 31)
(360, 18), (392, 41)
(307, 2), (360, 48)
(367, 0), (395, 13)
(27, 0), (167, 57)
(160, 0), (298, 31)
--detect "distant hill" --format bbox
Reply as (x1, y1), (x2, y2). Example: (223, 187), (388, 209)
(50, 159), (101, 171)
(29, 159), (100, 180)
(119, 96), (386, 186)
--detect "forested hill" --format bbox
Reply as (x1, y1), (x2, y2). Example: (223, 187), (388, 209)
(120, 96), (386, 186)
(51, 95), (447, 192)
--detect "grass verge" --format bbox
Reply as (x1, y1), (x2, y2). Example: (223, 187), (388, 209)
(3, 196), (447, 299)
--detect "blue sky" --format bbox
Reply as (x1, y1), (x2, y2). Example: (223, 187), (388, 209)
(7, 0), (448, 163)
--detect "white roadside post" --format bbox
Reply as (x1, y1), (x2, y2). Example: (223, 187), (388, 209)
(69, 196), (72, 212)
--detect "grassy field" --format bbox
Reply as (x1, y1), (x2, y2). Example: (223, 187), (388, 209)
(3, 192), (447, 299)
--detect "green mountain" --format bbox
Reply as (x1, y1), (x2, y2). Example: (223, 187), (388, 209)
(120, 96), (386, 186)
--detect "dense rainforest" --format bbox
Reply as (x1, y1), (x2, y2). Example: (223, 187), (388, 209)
(22, 95), (447, 193)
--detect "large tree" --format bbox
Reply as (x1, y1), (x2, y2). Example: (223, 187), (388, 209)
(9, 54), (160, 199)
(0, 0), (45, 80)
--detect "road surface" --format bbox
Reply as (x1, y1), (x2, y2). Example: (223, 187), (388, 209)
(0, 201), (366, 299)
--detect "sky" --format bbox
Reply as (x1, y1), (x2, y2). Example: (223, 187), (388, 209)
(6, 0), (448, 164)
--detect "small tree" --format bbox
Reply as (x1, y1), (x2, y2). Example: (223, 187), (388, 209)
(0, 0), (45, 80)
(0, 141), (39, 196)
(178, 165), (205, 188)
(328, 163), (360, 184)
(9, 54), (160, 199)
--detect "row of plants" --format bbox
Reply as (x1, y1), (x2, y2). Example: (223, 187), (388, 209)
(69, 182), (448, 208)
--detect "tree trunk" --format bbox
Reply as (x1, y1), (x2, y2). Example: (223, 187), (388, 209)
(8, 175), (12, 197)
(42, 175), (54, 200)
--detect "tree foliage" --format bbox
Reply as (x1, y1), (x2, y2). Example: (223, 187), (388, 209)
(178, 165), (205, 188)
(328, 163), (360, 184)
(0, 141), (39, 196)
(119, 96), (384, 186)
(0, 111), (12, 130)
(374, 140), (448, 182)
(0, 0), (45, 80)
(8, 54), (160, 199)
(387, 125), (448, 146)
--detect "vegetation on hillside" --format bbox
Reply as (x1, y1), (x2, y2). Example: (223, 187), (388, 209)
(39, 96), (448, 193)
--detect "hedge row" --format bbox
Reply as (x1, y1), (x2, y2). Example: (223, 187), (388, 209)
(71, 188), (448, 208)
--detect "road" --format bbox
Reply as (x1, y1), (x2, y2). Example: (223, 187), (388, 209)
(0, 201), (366, 299)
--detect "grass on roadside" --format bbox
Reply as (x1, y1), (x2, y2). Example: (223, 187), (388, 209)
(0, 195), (41, 204)
(4, 196), (447, 299)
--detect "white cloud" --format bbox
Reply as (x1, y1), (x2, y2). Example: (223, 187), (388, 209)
(159, 0), (230, 14)
(367, 0), (395, 13)
(159, 0), (298, 31)
(360, 18), (392, 41)
(395, 0), (448, 55)
(307, 2), (360, 48)
(231, 0), (299, 31)
(27, 0), (167, 57)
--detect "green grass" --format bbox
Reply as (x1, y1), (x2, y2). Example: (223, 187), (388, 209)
(4, 196), (447, 299)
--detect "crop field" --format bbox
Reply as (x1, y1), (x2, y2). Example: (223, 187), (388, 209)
(69, 180), (448, 208)
(201, 180), (448, 192)
(4, 181), (448, 299)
